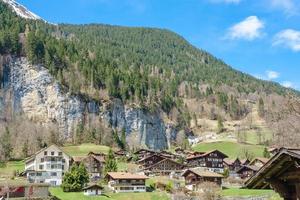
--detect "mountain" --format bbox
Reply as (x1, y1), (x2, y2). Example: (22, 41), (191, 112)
(0, 0), (299, 157)
(2, 0), (41, 20)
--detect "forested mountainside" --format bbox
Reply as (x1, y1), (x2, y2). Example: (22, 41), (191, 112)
(0, 0), (299, 158)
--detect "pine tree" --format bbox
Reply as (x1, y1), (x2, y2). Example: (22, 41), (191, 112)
(121, 128), (126, 150)
(0, 127), (13, 161)
(217, 116), (224, 133)
(22, 139), (29, 158)
(258, 97), (265, 117)
(263, 147), (271, 158)
(105, 148), (118, 174)
(61, 163), (89, 192)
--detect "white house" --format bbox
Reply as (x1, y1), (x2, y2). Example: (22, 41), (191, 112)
(83, 184), (103, 196)
(106, 172), (148, 193)
(24, 144), (71, 186)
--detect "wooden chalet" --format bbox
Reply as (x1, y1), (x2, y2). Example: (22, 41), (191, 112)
(246, 148), (300, 200)
(249, 157), (269, 168)
(72, 152), (105, 180)
(223, 158), (242, 171)
(182, 168), (223, 191)
(241, 158), (251, 166)
(143, 158), (185, 175)
(114, 150), (127, 158)
(236, 165), (259, 179)
(268, 147), (280, 155)
(137, 154), (167, 168)
(187, 150), (228, 173)
(134, 149), (156, 160)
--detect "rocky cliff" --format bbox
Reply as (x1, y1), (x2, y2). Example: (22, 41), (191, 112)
(0, 56), (170, 150)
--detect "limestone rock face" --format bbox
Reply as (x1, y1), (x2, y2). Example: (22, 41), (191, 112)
(1, 57), (172, 150)
(103, 99), (168, 150)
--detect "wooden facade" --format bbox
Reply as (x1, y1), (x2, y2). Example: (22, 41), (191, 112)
(134, 149), (156, 160)
(187, 150), (228, 173)
(182, 169), (223, 190)
(137, 154), (167, 168)
(144, 158), (185, 175)
(72, 152), (105, 181)
(246, 148), (300, 200)
(224, 158), (242, 171)
(236, 165), (259, 179)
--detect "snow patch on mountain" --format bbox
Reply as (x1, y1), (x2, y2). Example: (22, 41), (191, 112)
(2, 0), (41, 20)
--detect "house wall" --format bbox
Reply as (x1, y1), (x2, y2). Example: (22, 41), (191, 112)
(108, 178), (146, 193)
(84, 189), (101, 196)
(25, 145), (71, 186)
(188, 153), (225, 173)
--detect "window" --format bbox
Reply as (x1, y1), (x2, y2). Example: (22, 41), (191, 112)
(41, 158), (44, 162)
(62, 165), (65, 170)
(51, 172), (57, 176)
(58, 152), (62, 156)
(51, 152), (55, 156)
(44, 151), (47, 156)
(39, 165), (44, 170)
(36, 172), (42, 176)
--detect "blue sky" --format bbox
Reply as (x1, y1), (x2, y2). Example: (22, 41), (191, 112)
(17, 0), (300, 90)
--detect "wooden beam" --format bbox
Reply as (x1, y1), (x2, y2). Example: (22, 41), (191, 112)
(296, 183), (300, 200)
(268, 179), (294, 200)
(279, 170), (300, 181)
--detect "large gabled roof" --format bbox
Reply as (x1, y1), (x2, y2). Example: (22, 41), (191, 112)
(187, 149), (228, 160)
(106, 172), (148, 180)
(144, 158), (185, 170)
(137, 153), (168, 164)
(25, 144), (70, 163)
(249, 157), (269, 165)
(182, 168), (223, 178)
(245, 147), (300, 189)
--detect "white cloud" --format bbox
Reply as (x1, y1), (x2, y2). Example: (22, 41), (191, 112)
(254, 70), (280, 80)
(269, 0), (300, 16)
(281, 81), (293, 88)
(225, 16), (265, 40)
(273, 29), (300, 52)
(209, 0), (241, 4)
(266, 70), (280, 79)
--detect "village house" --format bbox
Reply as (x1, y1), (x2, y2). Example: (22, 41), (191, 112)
(236, 165), (259, 179)
(72, 152), (105, 181)
(133, 149), (156, 160)
(182, 168), (223, 191)
(143, 158), (185, 176)
(83, 184), (103, 196)
(187, 150), (228, 173)
(137, 154), (167, 168)
(241, 159), (251, 166)
(0, 182), (50, 199)
(223, 158), (242, 172)
(106, 172), (148, 193)
(24, 144), (71, 186)
(246, 148), (300, 200)
(249, 157), (269, 168)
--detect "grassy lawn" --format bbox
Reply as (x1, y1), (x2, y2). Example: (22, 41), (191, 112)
(221, 188), (282, 199)
(50, 187), (170, 200)
(62, 143), (110, 156)
(0, 161), (25, 177)
(192, 141), (265, 159)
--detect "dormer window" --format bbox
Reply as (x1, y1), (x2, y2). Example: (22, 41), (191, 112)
(44, 151), (47, 156)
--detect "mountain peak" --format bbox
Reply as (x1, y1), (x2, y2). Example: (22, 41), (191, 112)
(2, 0), (41, 20)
